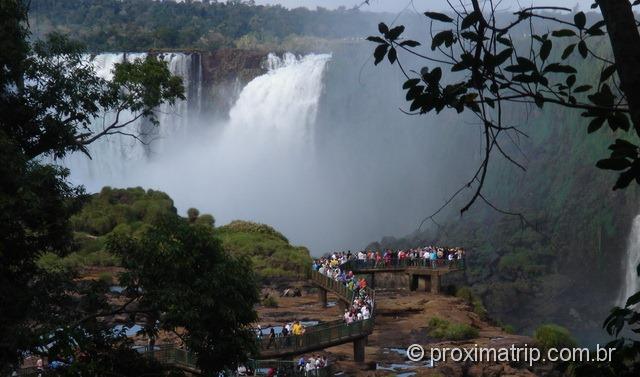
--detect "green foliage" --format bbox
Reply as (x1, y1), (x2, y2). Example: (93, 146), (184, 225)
(28, 0), (381, 52)
(98, 271), (114, 285)
(367, 4), (640, 214)
(187, 207), (200, 223)
(0, 1), (192, 371)
(427, 317), (479, 340)
(217, 220), (312, 279)
(456, 287), (488, 320)
(221, 220), (289, 242)
(108, 214), (260, 373)
(36, 187), (178, 271)
(71, 187), (177, 236)
(502, 324), (516, 334)
(261, 296), (279, 308)
(534, 324), (577, 351)
(54, 187), (176, 269)
(195, 214), (215, 227)
(5, 32), (184, 159)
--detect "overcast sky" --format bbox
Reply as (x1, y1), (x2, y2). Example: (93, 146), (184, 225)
(253, 0), (587, 13)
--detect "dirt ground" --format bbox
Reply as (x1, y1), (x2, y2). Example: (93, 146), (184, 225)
(257, 286), (552, 377)
(78, 269), (553, 376)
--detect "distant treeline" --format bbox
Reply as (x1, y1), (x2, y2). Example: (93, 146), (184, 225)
(27, 0), (382, 51)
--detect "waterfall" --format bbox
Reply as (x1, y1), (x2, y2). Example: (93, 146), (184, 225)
(63, 48), (471, 254)
(620, 215), (640, 305)
(64, 52), (201, 187)
(141, 52), (332, 232)
(66, 51), (332, 222)
(228, 53), (329, 140)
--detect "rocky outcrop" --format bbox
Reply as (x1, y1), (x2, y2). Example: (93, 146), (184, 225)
(200, 48), (267, 117)
(201, 48), (267, 86)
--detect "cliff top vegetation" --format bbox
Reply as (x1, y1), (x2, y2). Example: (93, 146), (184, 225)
(39, 187), (311, 279)
(28, 0), (382, 52)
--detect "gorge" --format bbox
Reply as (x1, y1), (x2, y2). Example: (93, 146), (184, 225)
(61, 45), (639, 347)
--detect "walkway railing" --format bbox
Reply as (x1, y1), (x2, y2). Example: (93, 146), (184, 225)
(147, 344), (198, 370)
(258, 318), (375, 356)
(309, 269), (355, 303)
(343, 257), (465, 272)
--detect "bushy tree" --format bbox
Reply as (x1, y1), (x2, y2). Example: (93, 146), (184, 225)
(0, 1), (258, 374)
(108, 215), (259, 374)
(187, 207), (200, 223)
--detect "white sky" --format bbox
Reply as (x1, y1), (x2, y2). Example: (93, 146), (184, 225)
(253, 0), (587, 13)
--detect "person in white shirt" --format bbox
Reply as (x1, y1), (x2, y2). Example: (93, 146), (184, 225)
(305, 361), (314, 375)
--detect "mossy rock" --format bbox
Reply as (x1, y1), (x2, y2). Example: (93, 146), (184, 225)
(534, 324), (577, 351)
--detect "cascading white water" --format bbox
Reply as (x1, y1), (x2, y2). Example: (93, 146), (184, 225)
(620, 215), (640, 305)
(64, 48), (472, 254)
(65, 52), (200, 184)
(67, 52), (332, 222)
(134, 53), (332, 236)
(228, 53), (329, 140)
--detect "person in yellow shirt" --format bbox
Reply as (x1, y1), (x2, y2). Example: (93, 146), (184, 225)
(292, 321), (305, 347)
(292, 321), (302, 335)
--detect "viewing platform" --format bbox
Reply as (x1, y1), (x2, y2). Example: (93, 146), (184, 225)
(340, 258), (463, 294)
(257, 318), (374, 361)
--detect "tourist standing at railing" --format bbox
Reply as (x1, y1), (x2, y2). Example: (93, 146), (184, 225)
(256, 325), (263, 341)
(266, 328), (276, 349)
(375, 251), (382, 267)
(292, 321), (305, 347)
(383, 250), (391, 266)
(281, 322), (291, 347)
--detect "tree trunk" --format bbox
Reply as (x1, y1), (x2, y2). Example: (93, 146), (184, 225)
(598, 0), (640, 132)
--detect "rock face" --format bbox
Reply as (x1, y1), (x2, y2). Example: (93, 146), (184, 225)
(200, 48), (268, 118)
(201, 48), (267, 85)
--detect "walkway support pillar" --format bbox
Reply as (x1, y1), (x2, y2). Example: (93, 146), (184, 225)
(430, 273), (440, 294)
(353, 336), (367, 362)
(409, 274), (419, 291)
(424, 276), (430, 292)
(370, 273), (376, 289)
(318, 288), (327, 307)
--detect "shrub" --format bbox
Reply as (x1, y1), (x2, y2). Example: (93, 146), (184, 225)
(427, 316), (478, 340)
(187, 207), (200, 223)
(534, 324), (576, 351)
(195, 214), (215, 227)
(456, 287), (474, 302)
(446, 323), (480, 340)
(37, 252), (69, 273)
(456, 287), (488, 320)
(220, 220), (289, 243)
(98, 271), (114, 285)
(84, 250), (120, 266)
(502, 324), (516, 334)
(261, 296), (279, 308)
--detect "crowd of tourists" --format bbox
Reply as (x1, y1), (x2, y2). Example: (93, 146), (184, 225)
(311, 252), (374, 325)
(344, 246), (466, 268)
(296, 354), (328, 375)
